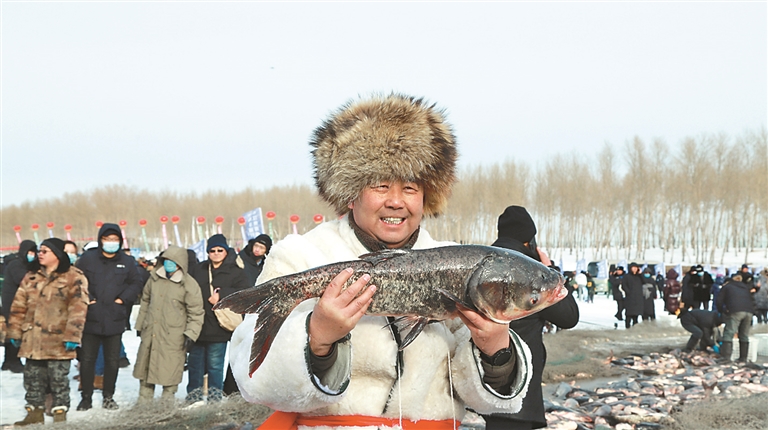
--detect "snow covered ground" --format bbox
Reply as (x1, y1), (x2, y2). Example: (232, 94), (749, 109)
(0, 294), (675, 426)
(1, 247), (764, 426)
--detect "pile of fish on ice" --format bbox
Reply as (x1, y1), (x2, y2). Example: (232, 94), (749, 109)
(542, 350), (768, 430)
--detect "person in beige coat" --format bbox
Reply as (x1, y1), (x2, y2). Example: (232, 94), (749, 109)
(133, 245), (204, 402)
(7, 238), (89, 425)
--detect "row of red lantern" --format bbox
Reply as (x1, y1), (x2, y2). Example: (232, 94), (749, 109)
(13, 213), (325, 233)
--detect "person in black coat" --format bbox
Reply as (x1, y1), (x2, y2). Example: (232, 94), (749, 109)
(609, 266), (625, 321)
(679, 309), (722, 352)
(75, 223), (143, 410)
(620, 263), (644, 329)
(716, 273), (759, 362)
(482, 206), (579, 430)
(188, 234), (249, 402)
(1, 240), (39, 373)
(237, 234), (272, 287)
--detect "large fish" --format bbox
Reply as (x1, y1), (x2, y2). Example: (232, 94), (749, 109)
(215, 244), (567, 375)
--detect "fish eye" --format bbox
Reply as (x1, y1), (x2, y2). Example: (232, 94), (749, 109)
(529, 297), (539, 306)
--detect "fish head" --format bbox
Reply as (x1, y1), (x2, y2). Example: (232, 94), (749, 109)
(468, 250), (567, 323)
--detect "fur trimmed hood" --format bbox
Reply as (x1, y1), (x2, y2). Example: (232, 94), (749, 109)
(310, 93), (458, 216)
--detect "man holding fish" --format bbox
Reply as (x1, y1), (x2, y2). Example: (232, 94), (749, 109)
(223, 94), (566, 430)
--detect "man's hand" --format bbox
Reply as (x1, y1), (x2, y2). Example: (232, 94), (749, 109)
(536, 247), (552, 266)
(308, 268), (376, 356)
(209, 288), (220, 305)
(456, 304), (510, 357)
(114, 298), (124, 305)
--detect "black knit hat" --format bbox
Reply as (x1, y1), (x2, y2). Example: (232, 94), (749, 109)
(206, 234), (229, 252)
(253, 234), (273, 254)
(40, 237), (71, 273)
(497, 206), (537, 243)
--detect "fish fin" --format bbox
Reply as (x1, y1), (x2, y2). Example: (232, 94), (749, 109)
(214, 283), (287, 376)
(248, 311), (285, 377)
(358, 249), (410, 265)
(397, 316), (431, 350)
(435, 287), (478, 312)
(214, 284), (272, 314)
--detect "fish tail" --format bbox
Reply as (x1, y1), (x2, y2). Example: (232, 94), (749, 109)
(214, 284), (273, 314)
(214, 283), (288, 376)
(248, 310), (285, 377)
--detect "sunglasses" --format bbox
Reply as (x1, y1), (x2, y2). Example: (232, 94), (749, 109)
(208, 248), (226, 254)
(38, 249), (50, 255)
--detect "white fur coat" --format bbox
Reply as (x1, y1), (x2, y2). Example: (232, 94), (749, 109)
(229, 216), (532, 428)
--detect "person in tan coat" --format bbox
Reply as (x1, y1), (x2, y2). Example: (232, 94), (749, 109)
(7, 238), (89, 425)
(133, 245), (204, 403)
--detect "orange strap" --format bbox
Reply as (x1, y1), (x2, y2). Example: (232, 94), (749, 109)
(260, 411), (459, 429)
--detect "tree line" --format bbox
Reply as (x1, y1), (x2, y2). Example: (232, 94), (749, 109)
(2, 130), (766, 265)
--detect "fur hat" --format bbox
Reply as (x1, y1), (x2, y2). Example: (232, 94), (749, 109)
(310, 93), (458, 216)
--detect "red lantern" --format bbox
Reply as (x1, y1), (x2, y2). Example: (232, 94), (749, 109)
(64, 224), (72, 232)
(313, 214), (324, 224)
(237, 216), (246, 226)
(160, 215), (169, 223)
(119, 220), (127, 227)
(171, 215), (180, 224)
(266, 211), (276, 221)
(13, 225), (22, 232)
(215, 216), (224, 225)
(46, 222), (55, 229)
(95, 221), (103, 228)
(290, 215), (300, 224)
(31, 224), (40, 231)
(197, 216), (206, 224)
(138, 219), (148, 227)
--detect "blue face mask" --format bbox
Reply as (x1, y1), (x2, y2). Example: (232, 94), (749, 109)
(643, 273), (651, 278)
(68, 253), (77, 264)
(102, 241), (120, 254)
(27, 253), (35, 263)
(163, 260), (178, 274)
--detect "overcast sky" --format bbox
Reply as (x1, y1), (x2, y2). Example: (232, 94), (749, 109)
(1, 1), (766, 208)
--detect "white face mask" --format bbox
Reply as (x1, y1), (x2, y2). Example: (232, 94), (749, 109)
(102, 241), (120, 253)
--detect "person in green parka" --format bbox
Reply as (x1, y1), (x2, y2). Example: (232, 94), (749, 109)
(133, 245), (204, 402)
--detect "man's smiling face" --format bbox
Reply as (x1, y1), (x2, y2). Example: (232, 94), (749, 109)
(349, 180), (424, 249)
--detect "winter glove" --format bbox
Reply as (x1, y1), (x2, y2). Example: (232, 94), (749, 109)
(64, 342), (79, 351)
(184, 336), (195, 352)
(10, 339), (21, 348)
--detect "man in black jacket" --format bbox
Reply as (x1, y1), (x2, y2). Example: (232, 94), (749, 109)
(716, 273), (759, 362)
(680, 309), (722, 352)
(237, 234), (272, 287)
(1, 240), (39, 373)
(482, 206), (580, 430)
(75, 223), (143, 410)
(188, 234), (249, 402)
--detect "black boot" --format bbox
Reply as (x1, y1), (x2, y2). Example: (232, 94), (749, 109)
(719, 341), (733, 362)
(738, 342), (750, 363)
(77, 394), (92, 411)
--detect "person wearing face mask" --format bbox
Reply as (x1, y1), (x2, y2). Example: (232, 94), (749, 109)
(7, 238), (89, 424)
(63, 241), (79, 265)
(2, 239), (39, 374)
(133, 246), (204, 403)
(74, 223), (143, 411)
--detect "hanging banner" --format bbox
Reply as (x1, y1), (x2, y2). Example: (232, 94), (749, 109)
(190, 239), (207, 263)
(243, 207), (265, 240)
